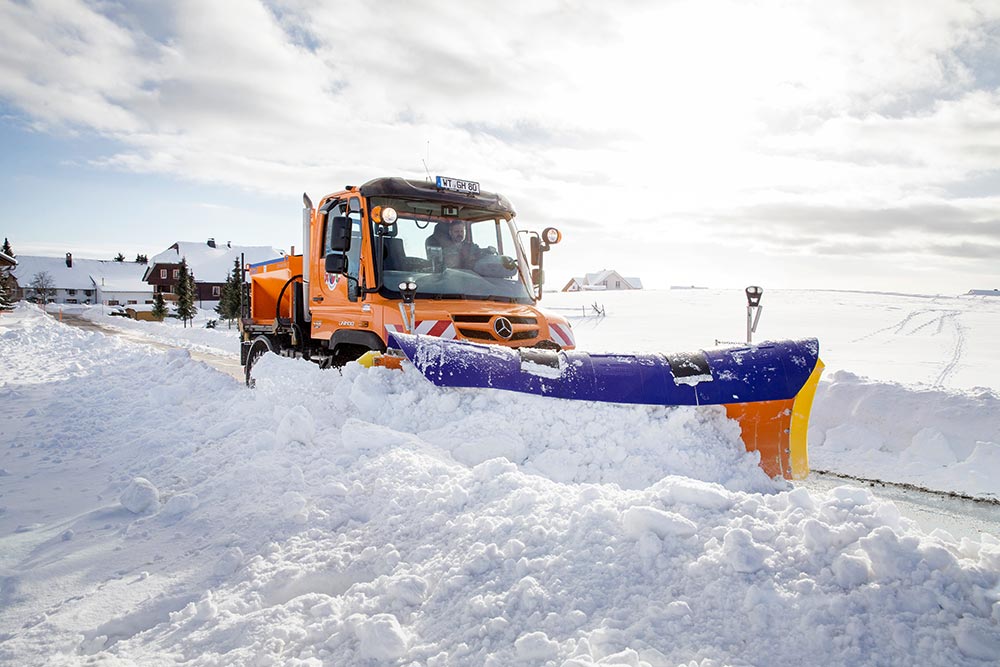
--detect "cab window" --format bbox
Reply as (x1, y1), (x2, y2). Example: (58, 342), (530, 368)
(323, 199), (363, 300)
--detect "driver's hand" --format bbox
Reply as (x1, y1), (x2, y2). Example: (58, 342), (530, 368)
(501, 256), (517, 270)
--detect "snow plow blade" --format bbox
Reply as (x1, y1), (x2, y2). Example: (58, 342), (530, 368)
(385, 333), (824, 480)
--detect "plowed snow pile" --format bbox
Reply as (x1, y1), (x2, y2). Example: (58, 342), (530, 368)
(2, 304), (999, 666)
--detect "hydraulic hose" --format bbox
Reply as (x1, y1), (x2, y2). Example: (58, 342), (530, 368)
(275, 274), (303, 322)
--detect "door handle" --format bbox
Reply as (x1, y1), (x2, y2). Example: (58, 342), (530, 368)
(312, 296), (324, 302)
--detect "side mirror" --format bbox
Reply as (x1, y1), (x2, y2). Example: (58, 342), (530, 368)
(328, 215), (352, 252)
(532, 267), (544, 286)
(325, 253), (349, 274)
(530, 237), (541, 265)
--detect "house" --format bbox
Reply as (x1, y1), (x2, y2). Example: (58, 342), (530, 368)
(144, 239), (282, 305)
(0, 250), (15, 269)
(10, 254), (152, 305)
(562, 269), (643, 292)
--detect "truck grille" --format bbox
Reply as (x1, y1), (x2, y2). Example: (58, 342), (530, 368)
(454, 314), (540, 344)
(458, 328), (494, 341)
(453, 314), (537, 325)
(458, 328), (540, 342)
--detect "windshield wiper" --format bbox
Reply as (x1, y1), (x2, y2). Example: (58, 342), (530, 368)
(460, 294), (519, 303)
(425, 293), (468, 300)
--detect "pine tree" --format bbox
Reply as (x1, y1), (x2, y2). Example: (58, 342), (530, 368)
(151, 292), (167, 321)
(215, 258), (242, 328)
(174, 257), (196, 328)
(114, 253), (125, 262)
(135, 254), (148, 264)
(0, 269), (13, 311)
(0, 238), (16, 310)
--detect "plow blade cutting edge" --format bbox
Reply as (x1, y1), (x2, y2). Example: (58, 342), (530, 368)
(384, 333), (824, 480)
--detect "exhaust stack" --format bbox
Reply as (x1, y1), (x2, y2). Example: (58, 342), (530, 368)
(302, 193), (312, 323)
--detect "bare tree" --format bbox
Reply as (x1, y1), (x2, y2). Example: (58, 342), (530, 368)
(29, 271), (56, 302)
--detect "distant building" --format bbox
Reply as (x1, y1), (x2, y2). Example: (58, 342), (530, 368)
(562, 270), (642, 292)
(11, 254), (152, 306)
(144, 239), (282, 305)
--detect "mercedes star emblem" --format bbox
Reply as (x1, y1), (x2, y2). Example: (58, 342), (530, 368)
(493, 316), (514, 340)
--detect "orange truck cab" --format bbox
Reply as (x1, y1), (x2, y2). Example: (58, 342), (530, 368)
(240, 176), (575, 378)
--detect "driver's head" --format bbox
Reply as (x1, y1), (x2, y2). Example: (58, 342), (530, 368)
(447, 221), (466, 243)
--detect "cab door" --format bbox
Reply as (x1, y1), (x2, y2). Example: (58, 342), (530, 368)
(314, 197), (370, 343)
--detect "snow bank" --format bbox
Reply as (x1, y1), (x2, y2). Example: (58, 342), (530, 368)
(2, 303), (999, 666)
(811, 371), (1000, 498)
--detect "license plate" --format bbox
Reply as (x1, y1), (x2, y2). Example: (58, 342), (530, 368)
(436, 176), (480, 194)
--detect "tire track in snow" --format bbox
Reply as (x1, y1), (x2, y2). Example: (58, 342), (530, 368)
(850, 308), (933, 343)
(932, 311), (965, 388)
(907, 309), (960, 336)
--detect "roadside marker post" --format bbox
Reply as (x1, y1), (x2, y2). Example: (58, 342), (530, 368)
(746, 286), (763, 344)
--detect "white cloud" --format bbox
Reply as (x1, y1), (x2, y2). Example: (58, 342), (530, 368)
(1, 0), (999, 291)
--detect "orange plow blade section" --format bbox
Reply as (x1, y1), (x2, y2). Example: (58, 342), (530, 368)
(725, 359), (824, 480)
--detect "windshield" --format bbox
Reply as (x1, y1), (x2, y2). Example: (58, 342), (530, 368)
(372, 197), (534, 303)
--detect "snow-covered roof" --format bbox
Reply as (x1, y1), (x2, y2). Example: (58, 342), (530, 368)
(12, 255), (152, 293)
(585, 270), (616, 285)
(148, 241), (282, 283)
(12, 255), (97, 290)
(92, 261), (151, 293)
(0, 250), (15, 267)
(574, 270), (641, 289)
(562, 278), (582, 290)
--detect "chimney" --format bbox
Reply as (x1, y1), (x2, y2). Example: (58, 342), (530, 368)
(207, 238), (216, 248)
(65, 252), (73, 268)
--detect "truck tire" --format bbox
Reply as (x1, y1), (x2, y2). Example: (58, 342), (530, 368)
(329, 330), (386, 367)
(245, 335), (275, 387)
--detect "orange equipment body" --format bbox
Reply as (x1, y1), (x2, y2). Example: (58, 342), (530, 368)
(240, 177), (575, 371)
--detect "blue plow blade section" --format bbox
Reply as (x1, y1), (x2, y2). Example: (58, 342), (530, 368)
(386, 332), (820, 406)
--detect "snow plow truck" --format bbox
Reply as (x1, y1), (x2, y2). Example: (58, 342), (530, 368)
(239, 176), (824, 480)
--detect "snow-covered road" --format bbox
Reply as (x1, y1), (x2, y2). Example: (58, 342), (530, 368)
(802, 473), (1000, 543)
(59, 313), (244, 381)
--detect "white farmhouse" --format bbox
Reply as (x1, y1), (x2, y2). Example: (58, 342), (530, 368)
(562, 269), (643, 292)
(11, 254), (153, 306)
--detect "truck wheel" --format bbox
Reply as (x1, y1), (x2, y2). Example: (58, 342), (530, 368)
(245, 336), (274, 388)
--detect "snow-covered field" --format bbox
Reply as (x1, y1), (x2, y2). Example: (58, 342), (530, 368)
(2, 289), (999, 666)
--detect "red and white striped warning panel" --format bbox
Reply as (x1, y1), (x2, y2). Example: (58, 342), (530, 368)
(548, 322), (575, 348)
(385, 321), (457, 339)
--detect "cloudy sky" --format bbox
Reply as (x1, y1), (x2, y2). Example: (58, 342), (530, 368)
(1, 0), (999, 294)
